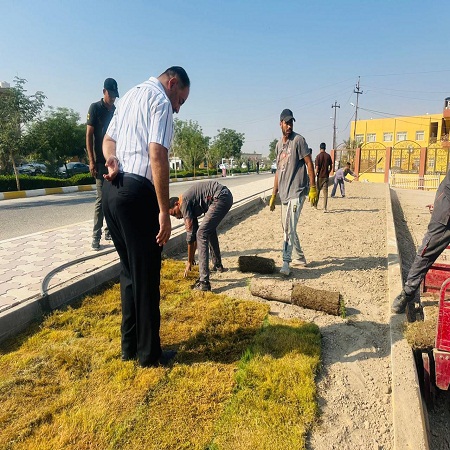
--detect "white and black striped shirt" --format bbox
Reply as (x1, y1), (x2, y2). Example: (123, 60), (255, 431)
(106, 77), (173, 182)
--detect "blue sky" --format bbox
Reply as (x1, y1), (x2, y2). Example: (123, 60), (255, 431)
(1, 0), (449, 158)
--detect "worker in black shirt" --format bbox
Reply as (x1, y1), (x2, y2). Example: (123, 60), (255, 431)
(86, 78), (119, 250)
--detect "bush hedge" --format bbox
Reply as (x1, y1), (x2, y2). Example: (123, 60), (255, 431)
(0, 174), (95, 192)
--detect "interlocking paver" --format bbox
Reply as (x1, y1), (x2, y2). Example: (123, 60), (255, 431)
(1, 281), (23, 295)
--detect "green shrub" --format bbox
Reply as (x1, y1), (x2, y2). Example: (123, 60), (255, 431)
(0, 174), (95, 192)
(170, 169), (211, 179)
(69, 173), (96, 185)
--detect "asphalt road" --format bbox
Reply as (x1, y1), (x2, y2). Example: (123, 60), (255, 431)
(0, 173), (272, 241)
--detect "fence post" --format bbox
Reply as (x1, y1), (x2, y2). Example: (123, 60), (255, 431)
(384, 147), (393, 183)
(354, 147), (361, 177)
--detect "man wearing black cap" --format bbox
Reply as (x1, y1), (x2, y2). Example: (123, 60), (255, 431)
(86, 78), (119, 250)
(315, 142), (333, 212)
(269, 109), (318, 276)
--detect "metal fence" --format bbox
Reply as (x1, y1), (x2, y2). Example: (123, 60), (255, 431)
(389, 174), (440, 190)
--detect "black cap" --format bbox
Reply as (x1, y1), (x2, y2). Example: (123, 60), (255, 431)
(104, 78), (119, 98)
(280, 109), (295, 122)
(320, 142), (326, 150)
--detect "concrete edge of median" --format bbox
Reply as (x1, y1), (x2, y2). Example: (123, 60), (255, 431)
(0, 195), (267, 345)
(387, 184), (430, 450)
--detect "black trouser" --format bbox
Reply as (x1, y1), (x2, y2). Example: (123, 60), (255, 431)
(404, 220), (450, 296)
(103, 173), (162, 366)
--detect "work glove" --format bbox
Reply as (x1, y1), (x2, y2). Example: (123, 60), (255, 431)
(308, 185), (318, 207)
(269, 194), (276, 211)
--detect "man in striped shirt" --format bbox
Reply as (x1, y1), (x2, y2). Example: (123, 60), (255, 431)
(102, 67), (190, 368)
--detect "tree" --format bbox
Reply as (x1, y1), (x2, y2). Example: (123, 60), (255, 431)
(210, 128), (245, 163)
(336, 138), (360, 168)
(268, 138), (278, 161)
(171, 119), (208, 175)
(23, 107), (86, 173)
(0, 77), (46, 189)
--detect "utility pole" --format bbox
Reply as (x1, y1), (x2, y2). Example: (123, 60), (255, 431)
(353, 76), (363, 143)
(331, 101), (340, 150)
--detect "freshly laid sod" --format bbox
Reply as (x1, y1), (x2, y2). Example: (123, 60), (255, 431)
(0, 260), (321, 450)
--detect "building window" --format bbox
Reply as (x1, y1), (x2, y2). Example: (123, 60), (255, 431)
(367, 133), (376, 142)
(396, 132), (407, 141)
(383, 132), (393, 142)
(415, 131), (424, 141)
(355, 134), (364, 144)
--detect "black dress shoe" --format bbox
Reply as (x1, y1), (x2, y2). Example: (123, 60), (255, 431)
(159, 350), (177, 366)
(121, 352), (137, 361)
(140, 350), (177, 368)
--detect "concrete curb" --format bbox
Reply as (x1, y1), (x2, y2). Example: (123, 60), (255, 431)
(0, 184), (96, 200)
(0, 194), (267, 344)
(0, 174), (227, 201)
(387, 184), (429, 449)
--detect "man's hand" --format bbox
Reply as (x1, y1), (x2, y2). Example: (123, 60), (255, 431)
(308, 185), (318, 207)
(156, 212), (171, 247)
(103, 155), (119, 181)
(269, 194), (276, 211)
(89, 161), (97, 178)
(184, 261), (192, 278)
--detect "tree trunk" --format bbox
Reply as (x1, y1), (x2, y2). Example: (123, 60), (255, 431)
(238, 256), (276, 274)
(10, 150), (20, 191)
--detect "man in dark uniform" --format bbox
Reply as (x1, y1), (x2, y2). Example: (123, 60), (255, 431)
(169, 180), (233, 291)
(392, 169), (450, 313)
(86, 78), (119, 250)
(315, 142), (333, 212)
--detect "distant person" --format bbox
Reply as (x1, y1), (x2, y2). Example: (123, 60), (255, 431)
(269, 109), (317, 276)
(86, 78), (119, 250)
(102, 67), (190, 367)
(256, 161), (260, 174)
(169, 180), (233, 292)
(314, 142), (333, 212)
(392, 170), (450, 313)
(331, 162), (357, 198)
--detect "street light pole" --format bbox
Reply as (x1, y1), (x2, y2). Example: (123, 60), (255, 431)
(353, 76), (363, 143)
(332, 101), (340, 150)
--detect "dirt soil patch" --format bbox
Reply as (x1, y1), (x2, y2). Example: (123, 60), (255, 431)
(174, 182), (393, 449)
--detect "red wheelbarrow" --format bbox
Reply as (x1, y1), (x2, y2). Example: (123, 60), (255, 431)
(421, 277), (450, 406)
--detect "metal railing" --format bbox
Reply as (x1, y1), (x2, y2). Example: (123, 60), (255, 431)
(390, 174), (440, 190)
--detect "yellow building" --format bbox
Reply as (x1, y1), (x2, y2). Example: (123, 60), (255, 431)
(350, 110), (449, 148)
(334, 98), (450, 183)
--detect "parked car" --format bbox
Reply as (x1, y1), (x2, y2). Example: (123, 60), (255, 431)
(17, 163), (47, 176)
(58, 162), (90, 178)
(271, 161), (277, 174)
